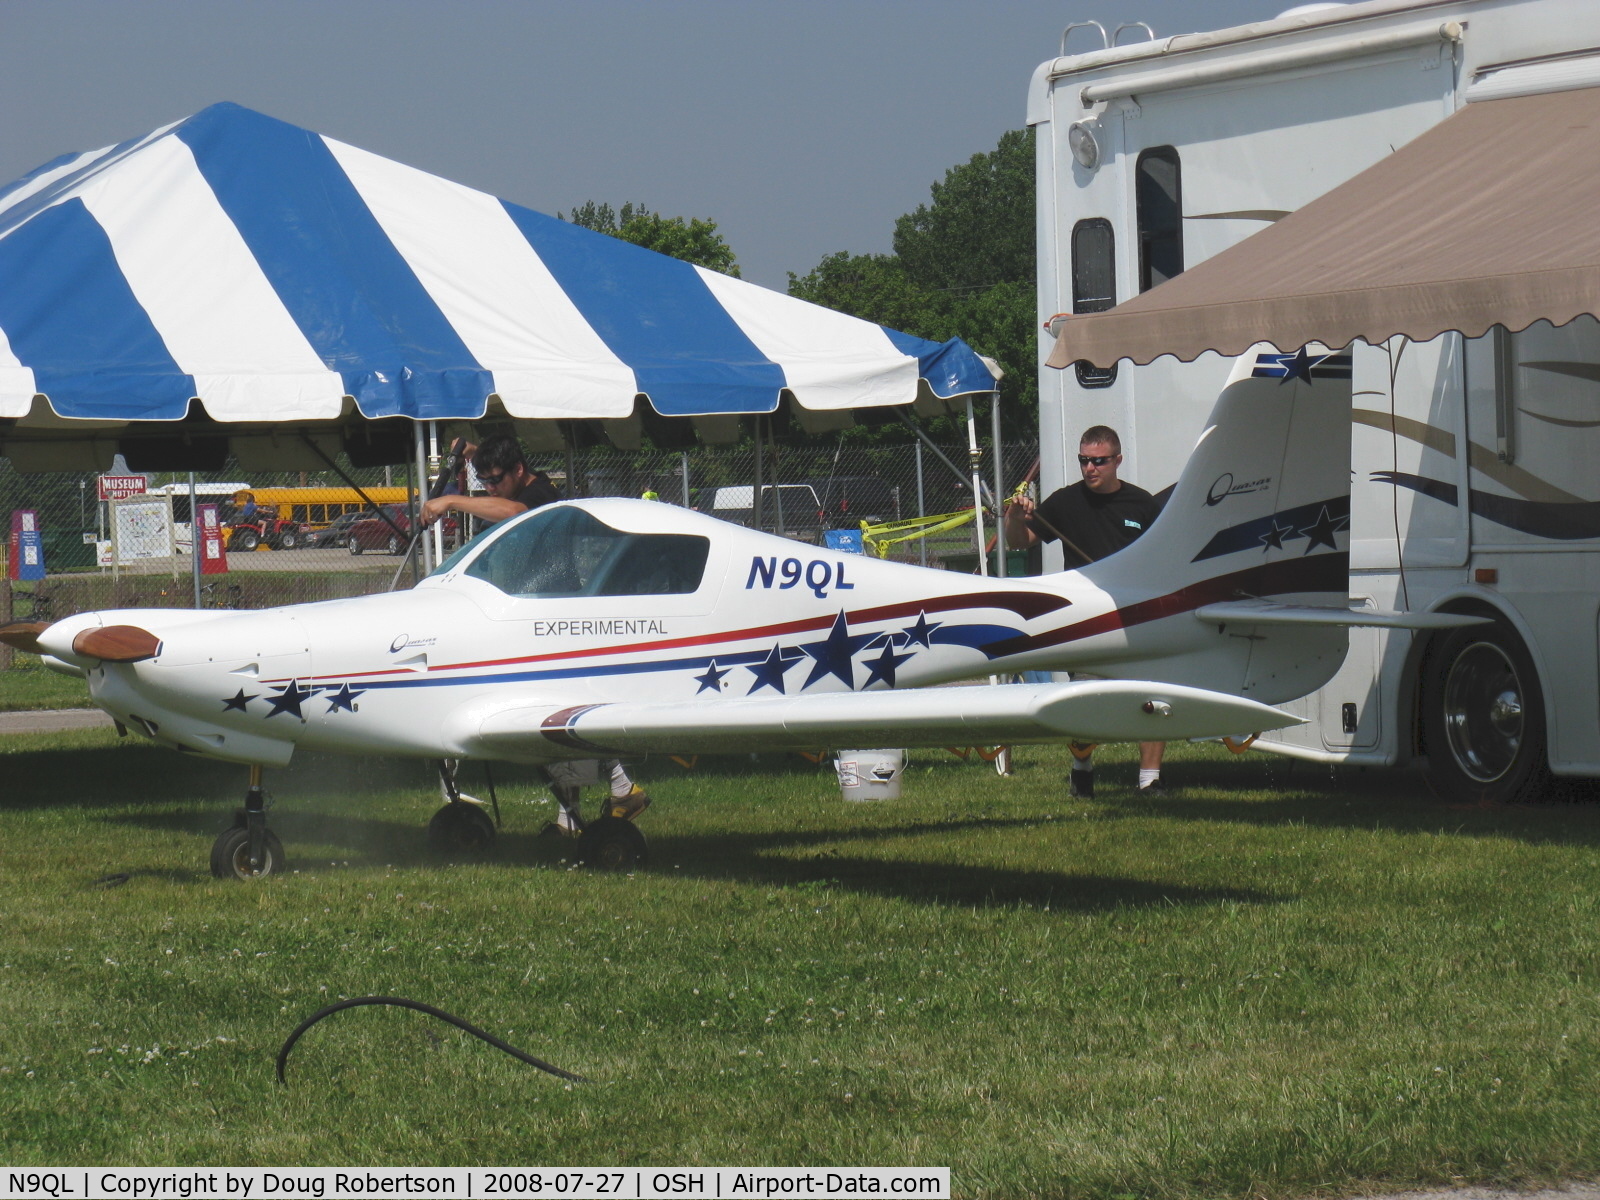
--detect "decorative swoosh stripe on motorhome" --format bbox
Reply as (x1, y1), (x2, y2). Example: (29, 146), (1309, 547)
(1379, 472), (1600, 540)
(1190, 496), (1350, 562)
(1353, 410), (1585, 504)
(979, 553), (1348, 659)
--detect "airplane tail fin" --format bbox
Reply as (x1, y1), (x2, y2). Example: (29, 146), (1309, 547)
(1042, 344), (1356, 703)
(1082, 343), (1353, 607)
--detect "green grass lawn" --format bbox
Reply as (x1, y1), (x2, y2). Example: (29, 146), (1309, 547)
(0, 731), (1597, 1195)
(0, 659), (91, 711)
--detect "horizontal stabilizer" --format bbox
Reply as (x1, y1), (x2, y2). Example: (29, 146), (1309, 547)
(467, 679), (1303, 759)
(1195, 601), (1491, 630)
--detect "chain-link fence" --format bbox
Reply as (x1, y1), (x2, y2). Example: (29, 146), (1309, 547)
(0, 439), (1038, 671)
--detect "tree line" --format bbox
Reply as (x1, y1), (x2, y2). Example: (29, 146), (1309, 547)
(564, 126), (1036, 441)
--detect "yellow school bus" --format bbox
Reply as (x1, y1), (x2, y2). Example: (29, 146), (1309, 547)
(227, 486), (412, 529)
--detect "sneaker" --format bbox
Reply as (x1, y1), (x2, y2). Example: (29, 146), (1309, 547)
(1069, 770), (1095, 799)
(608, 786), (652, 821)
(1136, 781), (1169, 798)
(539, 807), (586, 838)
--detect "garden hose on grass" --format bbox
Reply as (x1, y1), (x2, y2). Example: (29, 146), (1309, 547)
(277, 995), (588, 1085)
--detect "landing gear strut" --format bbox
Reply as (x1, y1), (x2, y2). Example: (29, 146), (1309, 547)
(427, 759), (498, 854)
(211, 764), (285, 879)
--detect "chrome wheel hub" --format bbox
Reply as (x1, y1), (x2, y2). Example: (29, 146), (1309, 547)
(1442, 642), (1523, 783)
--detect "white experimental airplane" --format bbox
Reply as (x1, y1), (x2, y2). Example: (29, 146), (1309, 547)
(0, 348), (1471, 878)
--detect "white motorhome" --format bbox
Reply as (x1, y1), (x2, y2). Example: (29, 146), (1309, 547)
(1032, 0), (1600, 802)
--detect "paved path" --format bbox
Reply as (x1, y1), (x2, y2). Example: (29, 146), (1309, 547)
(0, 707), (115, 734)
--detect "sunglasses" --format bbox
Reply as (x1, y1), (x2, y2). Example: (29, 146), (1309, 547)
(1077, 454), (1115, 467)
(478, 471), (509, 487)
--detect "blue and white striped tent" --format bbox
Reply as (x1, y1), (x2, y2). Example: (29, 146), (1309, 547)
(0, 102), (995, 471)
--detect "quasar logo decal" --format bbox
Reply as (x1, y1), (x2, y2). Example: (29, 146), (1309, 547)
(1205, 473), (1272, 506)
(389, 633), (437, 653)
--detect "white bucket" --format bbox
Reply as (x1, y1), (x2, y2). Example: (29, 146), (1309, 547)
(835, 749), (905, 801)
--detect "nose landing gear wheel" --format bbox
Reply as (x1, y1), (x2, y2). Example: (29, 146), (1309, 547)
(211, 826), (285, 879)
(577, 816), (649, 871)
(427, 802), (497, 854)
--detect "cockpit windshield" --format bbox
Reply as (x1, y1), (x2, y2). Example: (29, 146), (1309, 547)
(456, 506), (710, 598)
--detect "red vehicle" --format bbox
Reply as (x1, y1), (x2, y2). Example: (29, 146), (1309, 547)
(222, 498), (306, 552)
(346, 504), (456, 555)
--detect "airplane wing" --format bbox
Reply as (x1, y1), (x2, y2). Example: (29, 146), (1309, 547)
(461, 679), (1303, 759)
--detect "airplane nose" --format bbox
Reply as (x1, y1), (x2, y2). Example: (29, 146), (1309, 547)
(24, 617), (164, 668)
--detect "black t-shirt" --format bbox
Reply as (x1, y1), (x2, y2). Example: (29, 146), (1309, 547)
(1028, 480), (1160, 569)
(511, 475), (561, 514)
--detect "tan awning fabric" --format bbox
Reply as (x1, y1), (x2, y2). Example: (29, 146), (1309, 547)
(1049, 85), (1600, 369)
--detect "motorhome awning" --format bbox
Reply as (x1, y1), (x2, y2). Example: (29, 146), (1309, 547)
(0, 103), (997, 470)
(1047, 84), (1600, 369)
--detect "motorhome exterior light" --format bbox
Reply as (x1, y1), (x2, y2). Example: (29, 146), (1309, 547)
(1068, 122), (1100, 170)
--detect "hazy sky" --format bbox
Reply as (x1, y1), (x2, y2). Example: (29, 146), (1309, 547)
(0, 0), (1290, 290)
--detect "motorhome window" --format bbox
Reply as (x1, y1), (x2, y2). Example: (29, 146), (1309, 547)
(1071, 218), (1117, 388)
(461, 506), (708, 597)
(1136, 147), (1183, 291)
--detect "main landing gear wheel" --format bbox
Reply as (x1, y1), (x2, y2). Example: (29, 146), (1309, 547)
(428, 802), (497, 854)
(1422, 619), (1550, 805)
(210, 826), (285, 879)
(577, 816), (649, 871)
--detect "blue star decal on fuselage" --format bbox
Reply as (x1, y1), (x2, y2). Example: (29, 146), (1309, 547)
(746, 644), (804, 695)
(221, 689), (256, 713)
(900, 612), (942, 648)
(798, 611), (875, 689)
(862, 640), (915, 688)
(264, 679), (311, 719)
(324, 682), (364, 713)
(694, 659), (731, 694)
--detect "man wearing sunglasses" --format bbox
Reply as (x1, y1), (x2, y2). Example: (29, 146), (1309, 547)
(420, 433), (651, 832)
(1002, 425), (1167, 798)
(421, 434), (560, 528)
